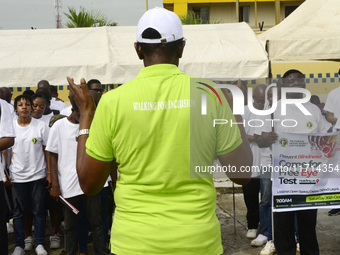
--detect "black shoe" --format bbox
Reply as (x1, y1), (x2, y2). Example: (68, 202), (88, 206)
(328, 209), (340, 216)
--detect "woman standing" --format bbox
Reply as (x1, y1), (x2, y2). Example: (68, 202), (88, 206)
(10, 95), (49, 255)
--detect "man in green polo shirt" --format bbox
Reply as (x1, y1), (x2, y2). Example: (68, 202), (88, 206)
(67, 7), (252, 255)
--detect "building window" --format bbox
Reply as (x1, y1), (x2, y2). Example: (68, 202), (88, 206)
(239, 6), (250, 22)
(192, 7), (210, 24)
(163, 4), (174, 12)
(285, 6), (299, 18)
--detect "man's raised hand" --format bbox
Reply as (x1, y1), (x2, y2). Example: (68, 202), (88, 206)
(66, 77), (95, 119)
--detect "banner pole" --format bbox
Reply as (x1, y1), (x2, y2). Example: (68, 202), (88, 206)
(271, 194), (274, 241)
(233, 182), (236, 234)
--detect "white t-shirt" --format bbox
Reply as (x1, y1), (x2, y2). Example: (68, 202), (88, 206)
(0, 99), (16, 182)
(254, 113), (272, 167)
(261, 101), (330, 134)
(41, 112), (54, 126)
(7, 102), (16, 119)
(10, 118), (49, 183)
(324, 86), (340, 118)
(244, 106), (261, 177)
(51, 98), (66, 112)
(60, 106), (72, 116)
(46, 117), (83, 198)
(334, 117), (340, 130)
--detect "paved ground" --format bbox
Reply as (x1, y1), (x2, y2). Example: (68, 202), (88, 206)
(8, 190), (340, 254)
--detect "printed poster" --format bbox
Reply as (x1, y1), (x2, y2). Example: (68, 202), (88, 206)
(272, 131), (340, 212)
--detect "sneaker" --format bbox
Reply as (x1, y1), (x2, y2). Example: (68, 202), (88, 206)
(57, 222), (65, 237)
(251, 234), (268, 247)
(7, 223), (14, 234)
(297, 242), (300, 253)
(328, 209), (340, 216)
(24, 236), (34, 251)
(50, 234), (61, 249)
(260, 240), (276, 255)
(35, 244), (48, 255)
(246, 229), (257, 239)
(12, 246), (25, 255)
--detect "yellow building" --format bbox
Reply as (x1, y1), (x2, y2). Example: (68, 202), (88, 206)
(163, 0), (305, 31)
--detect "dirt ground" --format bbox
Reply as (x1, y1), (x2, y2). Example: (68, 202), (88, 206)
(8, 192), (340, 254)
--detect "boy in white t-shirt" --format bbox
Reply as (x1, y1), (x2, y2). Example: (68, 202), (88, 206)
(46, 92), (105, 255)
(0, 98), (16, 255)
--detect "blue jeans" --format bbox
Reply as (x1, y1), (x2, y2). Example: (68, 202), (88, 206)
(259, 167), (277, 240)
(259, 167), (272, 239)
(12, 178), (46, 248)
(0, 181), (8, 255)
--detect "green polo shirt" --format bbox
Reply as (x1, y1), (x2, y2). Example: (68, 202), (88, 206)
(86, 64), (241, 255)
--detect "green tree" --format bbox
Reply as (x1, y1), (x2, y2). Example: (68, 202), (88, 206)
(180, 11), (221, 25)
(64, 6), (118, 28)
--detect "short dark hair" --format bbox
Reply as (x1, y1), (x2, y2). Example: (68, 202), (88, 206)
(23, 89), (35, 97)
(37, 80), (50, 89)
(282, 69), (304, 79)
(14, 95), (33, 110)
(50, 85), (58, 94)
(36, 87), (51, 104)
(31, 93), (47, 104)
(70, 97), (79, 112)
(138, 28), (183, 58)
(310, 95), (321, 104)
(87, 79), (101, 89)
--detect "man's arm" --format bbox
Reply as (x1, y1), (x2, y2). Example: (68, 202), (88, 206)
(254, 132), (278, 148)
(218, 115), (252, 185)
(50, 152), (61, 201)
(326, 111), (338, 124)
(247, 135), (254, 142)
(1, 137), (14, 187)
(43, 146), (51, 188)
(0, 137), (14, 151)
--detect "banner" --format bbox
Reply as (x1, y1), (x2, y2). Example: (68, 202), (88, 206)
(272, 131), (340, 212)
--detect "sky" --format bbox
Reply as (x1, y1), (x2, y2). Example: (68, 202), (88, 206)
(0, 0), (164, 30)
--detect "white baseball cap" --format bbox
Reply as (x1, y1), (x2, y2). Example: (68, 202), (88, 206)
(136, 7), (185, 44)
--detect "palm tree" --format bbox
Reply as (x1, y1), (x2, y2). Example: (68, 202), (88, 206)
(64, 6), (117, 28)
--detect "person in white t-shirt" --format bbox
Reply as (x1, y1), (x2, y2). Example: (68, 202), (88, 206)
(50, 85), (66, 112)
(251, 83), (280, 251)
(0, 98), (16, 255)
(243, 84), (266, 239)
(46, 92), (105, 255)
(0, 87), (15, 119)
(9, 95), (49, 255)
(261, 70), (328, 255)
(324, 86), (340, 128)
(20, 93), (62, 250)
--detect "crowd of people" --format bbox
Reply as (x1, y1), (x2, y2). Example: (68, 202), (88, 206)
(240, 71), (340, 255)
(0, 79), (113, 255)
(0, 6), (339, 255)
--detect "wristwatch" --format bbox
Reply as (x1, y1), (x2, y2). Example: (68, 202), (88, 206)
(75, 129), (90, 142)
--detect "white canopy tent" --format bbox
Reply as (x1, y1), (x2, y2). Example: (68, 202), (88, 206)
(0, 22), (268, 87)
(258, 0), (340, 61)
